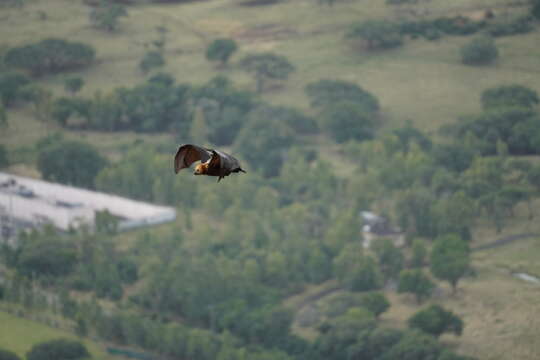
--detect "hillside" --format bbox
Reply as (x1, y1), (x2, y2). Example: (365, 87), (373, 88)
(1, 0), (540, 360)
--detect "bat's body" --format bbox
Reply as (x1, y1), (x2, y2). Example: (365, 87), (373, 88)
(174, 144), (246, 182)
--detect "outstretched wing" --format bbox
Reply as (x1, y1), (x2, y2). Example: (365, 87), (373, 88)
(174, 144), (213, 174)
(214, 149), (242, 172)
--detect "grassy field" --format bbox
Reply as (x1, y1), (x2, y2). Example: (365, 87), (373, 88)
(2, 0), (540, 156)
(286, 234), (540, 360)
(2, 0), (540, 359)
(0, 310), (119, 359)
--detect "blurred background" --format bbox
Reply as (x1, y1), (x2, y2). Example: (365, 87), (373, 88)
(1, 0), (540, 359)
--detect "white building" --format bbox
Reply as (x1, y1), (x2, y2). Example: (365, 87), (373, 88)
(0, 172), (176, 236)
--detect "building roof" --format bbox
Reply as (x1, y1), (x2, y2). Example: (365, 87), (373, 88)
(0, 172), (176, 232)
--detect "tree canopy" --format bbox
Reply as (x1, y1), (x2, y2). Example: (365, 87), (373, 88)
(240, 53), (295, 92)
(37, 139), (107, 188)
(430, 234), (470, 293)
(4, 39), (95, 76)
(26, 339), (89, 360)
(408, 304), (464, 338)
(206, 38), (238, 66)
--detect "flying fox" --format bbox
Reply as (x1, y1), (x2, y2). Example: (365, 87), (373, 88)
(174, 144), (246, 182)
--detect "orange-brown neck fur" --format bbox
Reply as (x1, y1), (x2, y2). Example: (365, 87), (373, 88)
(194, 162), (209, 175)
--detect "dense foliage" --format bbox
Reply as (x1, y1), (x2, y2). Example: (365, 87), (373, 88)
(26, 339), (89, 360)
(408, 304), (463, 338)
(4, 39), (95, 76)
(36, 139), (107, 189)
(460, 36), (499, 66)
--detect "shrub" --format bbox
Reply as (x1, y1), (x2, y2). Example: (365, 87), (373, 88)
(348, 20), (403, 50)
(64, 76), (84, 95)
(89, 2), (128, 31)
(0, 349), (20, 360)
(408, 304), (463, 338)
(139, 51), (165, 74)
(26, 339), (89, 360)
(460, 36), (498, 66)
(37, 140), (107, 188)
(4, 39), (95, 76)
(305, 79), (379, 113)
(0, 71), (30, 106)
(481, 84), (539, 110)
(206, 38), (238, 66)
(319, 101), (377, 143)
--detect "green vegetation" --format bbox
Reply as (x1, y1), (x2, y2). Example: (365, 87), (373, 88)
(460, 36), (499, 66)
(0, 350), (20, 360)
(398, 269), (435, 303)
(26, 339), (89, 360)
(89, 2), (128, 32)
(347, 20), (403, 50)
(239, 53), (295, 93)
(36, 139), (107, 189)
(1, 0), (540, 359)
(206, 38), (238, 67)
(4, 39), (95, 76)
(408, 304), (463, 338)
(430, 235), (470, 294)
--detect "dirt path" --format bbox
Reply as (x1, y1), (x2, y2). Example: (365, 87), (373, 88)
(472, 233), (539, 252)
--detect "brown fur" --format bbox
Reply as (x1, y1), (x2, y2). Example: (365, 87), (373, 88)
(194, 162), (209, 175)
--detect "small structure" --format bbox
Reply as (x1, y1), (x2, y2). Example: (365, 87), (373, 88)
(0, 172), (176, 240)
(360, 211), (405, 249)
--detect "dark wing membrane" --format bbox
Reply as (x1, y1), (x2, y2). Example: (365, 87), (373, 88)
(208, 150), (221, 170)
(174, 144), (213, 173)
(213, 149), (241, 171)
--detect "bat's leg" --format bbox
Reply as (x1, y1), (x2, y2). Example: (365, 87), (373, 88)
(217, 176), (222, 183)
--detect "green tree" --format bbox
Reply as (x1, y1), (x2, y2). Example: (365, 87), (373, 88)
(359, 292), (390, 318)
(398, 269), (435, 303)
(430, 234), (470, 294)
(233, 106), (295, 176)
(433, 191), (476, 240)
(408, 304), (463, 338)
(95, 209), (119, 235)
(37, 140), (107, 188)
(460, 36), (498, 66)
(532, 0), (540, 19)
(335, 250), (382, 292)
(481, 84), (539, 110)
(372, 238), (404, 280)
(0, 349), (20, 360)
(347, 20), (403, 50)
(189, 106), (209, 144)
(0, 145), (8, 169)
(64, 76), (84, 95)
(239, 52), (295, 93)
(206, 38), (238, 67)
(314, 307), (376, 360)
(411, 238), (427, 268)
(139, 51), (165, 74)
(192, 76), (255, 145)
(380, 330), (443, 360)
(18, 84), (54, 123)
(305, 79), (379, 113)
(0, 71), (30, 106)
(16, 237), (78, 277)
(26, 339), (89, 360)
(0, 104), (6, 128)
(4, 39), (96, 76)
(319, 101), (377, 143)
(89, 2), (128, 32)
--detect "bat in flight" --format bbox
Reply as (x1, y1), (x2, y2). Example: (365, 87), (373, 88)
(174, 144), (246, 182)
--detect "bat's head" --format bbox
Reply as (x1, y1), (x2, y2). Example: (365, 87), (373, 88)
(194, 163), (207, 175)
